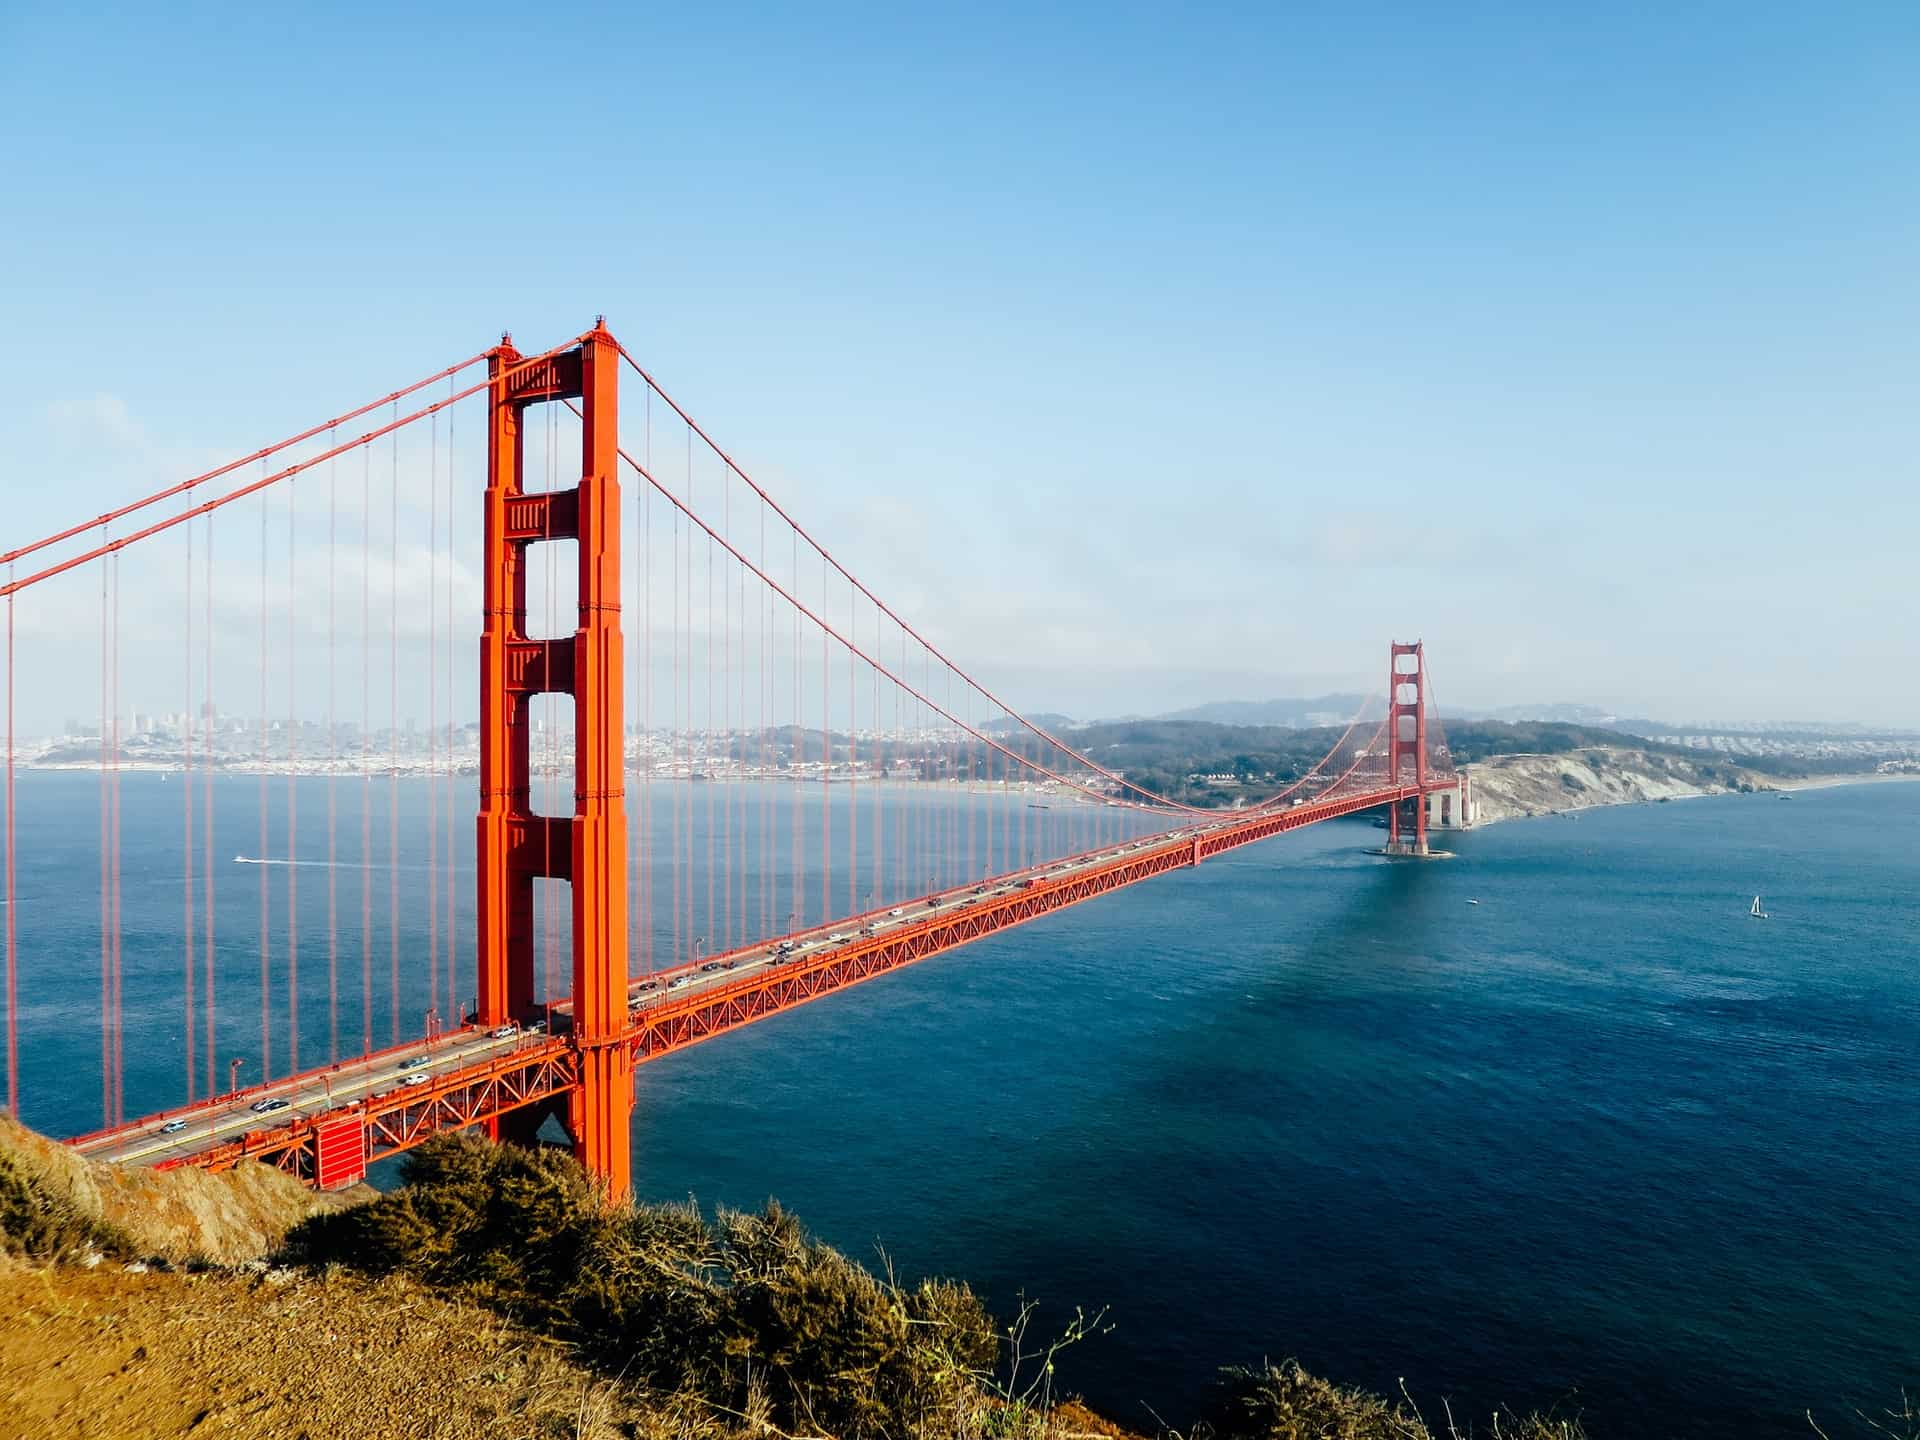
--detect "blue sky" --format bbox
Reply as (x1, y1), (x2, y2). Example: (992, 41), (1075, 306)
(3, 2), (1916, 725)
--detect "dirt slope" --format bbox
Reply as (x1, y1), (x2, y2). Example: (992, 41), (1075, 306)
(0, 1259), (646, 1440)
(0, 1115), (350, 1265)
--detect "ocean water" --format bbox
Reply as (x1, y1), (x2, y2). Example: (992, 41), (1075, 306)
(8, 773), (1918, 1435)
(627, 783), (1920, 1438)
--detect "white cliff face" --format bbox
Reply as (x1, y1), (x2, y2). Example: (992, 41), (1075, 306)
(1463, 747), (1770, 825)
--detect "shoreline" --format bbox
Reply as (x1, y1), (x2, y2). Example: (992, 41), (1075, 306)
(1465, 765), (1918, 828)
(1769, 770), (1920, 794)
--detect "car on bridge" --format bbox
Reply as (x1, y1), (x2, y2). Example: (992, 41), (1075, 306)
(249, 1097), (290, 1114)
(160, 1119), (187, 1134)
(489, 1024), (518, 1039)
(401, 1072), (432, 1088)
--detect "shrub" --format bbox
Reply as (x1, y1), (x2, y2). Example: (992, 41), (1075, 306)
(1201, 1361), (1430, 1440)
(287, 1135), (997, 1439)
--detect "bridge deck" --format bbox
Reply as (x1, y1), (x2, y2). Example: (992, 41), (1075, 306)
(70, 782), (1439, 1178)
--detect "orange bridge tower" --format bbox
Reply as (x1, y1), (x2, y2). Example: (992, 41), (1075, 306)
(476, 323), (632, 1199)
(1384, 640), (1430, 857)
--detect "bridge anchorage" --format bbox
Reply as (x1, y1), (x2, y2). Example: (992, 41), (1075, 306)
(12, 319), (1461, 1201)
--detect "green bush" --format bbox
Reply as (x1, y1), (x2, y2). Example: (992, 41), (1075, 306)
(287, 1135), (997, 1440)
(1201, 1362), (1429, 1440)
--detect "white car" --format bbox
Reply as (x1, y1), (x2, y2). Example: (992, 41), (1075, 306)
(827, 933), (850, 943)
(400, 1072), (432, 1088)
(887, 908), (904, 917)
(489, 1024), (518, 1040)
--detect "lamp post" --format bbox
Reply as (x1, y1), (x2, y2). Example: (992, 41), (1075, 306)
(228, 1057), (245, 1102)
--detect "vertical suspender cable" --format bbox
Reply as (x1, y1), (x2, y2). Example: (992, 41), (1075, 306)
(389, 405), (400, 1044)
(361, 444), (373, 1054)
(670, 506), (680, 968)
(428, 413), (439, 1027)
(706, 533), (715, 953)
(258, 493), (271, 1079)
(328, 430), (339, 1062)
(819, 552), (829, 928)
(183, 525), (196, 1100)
(5, 577), (15, 1116)
(644, 395), (655, 974)
(847, 574), (856, 917)
(641, 454), (652, 974)
(790, 528), (800, 931)
(759, 498), (769, 945)
(111, 552), (124, 1121)
(203, 518), (216, 1098)
(736, 535), (745, 945)
(286, 476), (298, 1072)
(446, 383), (458, 1024)
(100, 544), (110, 1123)
(719, 495), (729, 953)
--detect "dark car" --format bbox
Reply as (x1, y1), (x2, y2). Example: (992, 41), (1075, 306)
(249, 1097), (290, 1115)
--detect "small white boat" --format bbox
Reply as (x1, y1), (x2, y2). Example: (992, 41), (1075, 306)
(1467, 898), (1481, 906)
(1749, 894), (1769, 920)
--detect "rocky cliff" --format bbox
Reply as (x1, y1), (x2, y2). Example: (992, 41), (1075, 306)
(1465, 747), (1774, 825)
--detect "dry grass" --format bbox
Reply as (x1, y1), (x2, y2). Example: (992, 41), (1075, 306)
(0, 1113), (342, 1265)
(0, 1255), (658, 1440)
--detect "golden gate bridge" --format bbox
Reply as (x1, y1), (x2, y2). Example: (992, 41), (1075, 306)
(1, 322), (1457, 1200)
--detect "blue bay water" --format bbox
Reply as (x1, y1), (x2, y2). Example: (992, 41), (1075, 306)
(8, 772), (1918, 1435)
(628, 783), (1919, 1438)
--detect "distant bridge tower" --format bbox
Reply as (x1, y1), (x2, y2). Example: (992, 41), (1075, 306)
(476, 323), (633, 1200)
(1384, 640), (1429, 856)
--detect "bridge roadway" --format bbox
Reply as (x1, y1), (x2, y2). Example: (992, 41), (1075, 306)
(69, 781), (1435, 1177)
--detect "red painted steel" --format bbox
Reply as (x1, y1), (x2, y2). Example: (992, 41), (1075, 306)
(476, 325), (631, 1198)
(1388, 641), (1429, 852)
(313, 1117), (367, 1190)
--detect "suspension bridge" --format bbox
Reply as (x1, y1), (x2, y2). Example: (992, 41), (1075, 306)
(1, 322), (1460, 1200)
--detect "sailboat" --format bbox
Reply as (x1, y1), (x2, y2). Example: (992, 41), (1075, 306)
(1749, 894), (1769, 920)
